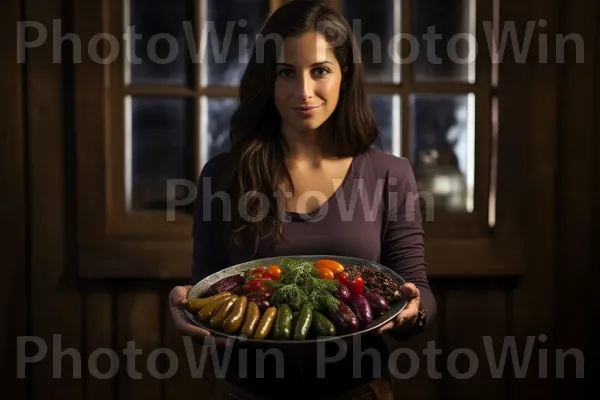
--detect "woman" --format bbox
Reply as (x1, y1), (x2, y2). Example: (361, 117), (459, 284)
(169, 1), (436, 398)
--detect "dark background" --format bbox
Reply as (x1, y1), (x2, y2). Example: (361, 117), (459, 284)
(1, 0), (598, 399)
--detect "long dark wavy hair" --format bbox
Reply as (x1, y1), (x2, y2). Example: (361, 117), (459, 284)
(224, 0), (380, 251)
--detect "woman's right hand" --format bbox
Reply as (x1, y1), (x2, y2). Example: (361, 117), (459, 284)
(169, 285), (218, 343)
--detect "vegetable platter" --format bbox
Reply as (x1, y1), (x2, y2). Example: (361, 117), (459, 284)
(185, 255), (408, 345)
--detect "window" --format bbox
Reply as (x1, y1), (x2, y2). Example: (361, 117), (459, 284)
(76, 0), (521, 278)
(337, 0), (497, 238)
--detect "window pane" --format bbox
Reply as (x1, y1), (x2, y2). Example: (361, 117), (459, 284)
(128, 0), (194, 85)
(128, 97), (195, 212)
(369, 95), (401, 156)
(413, 0), (475, 83)
(489, 96), (499, 227)
(411, 94), (475, 213)
(203, 0), (270, 86)
(201, 97), (238, 164)
(341, 0), (401, 83)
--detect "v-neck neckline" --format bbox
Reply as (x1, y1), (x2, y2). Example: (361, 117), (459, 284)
(284, 151), (364, 221)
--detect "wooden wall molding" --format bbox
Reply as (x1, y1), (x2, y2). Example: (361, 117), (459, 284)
(0, 0), (27, 397)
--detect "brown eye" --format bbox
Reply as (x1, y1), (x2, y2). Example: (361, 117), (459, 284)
(277, 69), (293, 77)
(312, 67), (330, 77)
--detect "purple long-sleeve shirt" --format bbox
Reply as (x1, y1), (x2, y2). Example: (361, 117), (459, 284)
(190, 146), (436, 396)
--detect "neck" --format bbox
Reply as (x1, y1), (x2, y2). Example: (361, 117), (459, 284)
(281, 120), (335, 163)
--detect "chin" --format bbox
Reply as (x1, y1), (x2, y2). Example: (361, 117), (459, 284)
(294, 119), (325, 132)
(290, 113), (328, 130)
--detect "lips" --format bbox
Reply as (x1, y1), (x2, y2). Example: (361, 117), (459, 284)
(291, 104), (322, 117)
(292, 105), (321, 111)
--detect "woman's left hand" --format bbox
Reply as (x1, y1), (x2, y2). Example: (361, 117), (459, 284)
(375, 282), (420, 336)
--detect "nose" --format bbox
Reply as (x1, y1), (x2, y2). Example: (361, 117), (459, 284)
(294, 72), (314, 101)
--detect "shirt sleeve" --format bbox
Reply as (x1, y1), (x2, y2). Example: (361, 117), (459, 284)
(189, 154), (230, 285)
(380, 157), (437, 333)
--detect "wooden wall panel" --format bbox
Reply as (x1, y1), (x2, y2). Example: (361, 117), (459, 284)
(0, 0), (27, 397)
(591, 1), (600, 388)
(26, 0), (84, 398)
(164, 285), (217, 399)
(385, 286), (443, 400)
(117, 291), (162, 400)
(86, 292), (115, 400)
(164, 290), (195, 399)
(555, 0), (597, 396)
(443, 286), (507, 400)
(508, 0), (558, 397)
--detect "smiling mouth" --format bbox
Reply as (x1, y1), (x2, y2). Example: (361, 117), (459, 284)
(291, 105), (322, 117)
(291, 105), (322, 111)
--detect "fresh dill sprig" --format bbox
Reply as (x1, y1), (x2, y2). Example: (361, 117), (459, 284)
(263, 279), (283, 291)
(306, 275), (338, 293)
(320, 292), (340, 313)
(266, 257), (341, 311)
(278, 257), (316, 285)
(269, 283), (309, 309)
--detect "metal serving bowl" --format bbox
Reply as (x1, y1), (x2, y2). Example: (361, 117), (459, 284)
(185, 255), (408, 346)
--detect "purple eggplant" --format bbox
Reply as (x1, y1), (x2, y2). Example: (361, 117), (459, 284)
(205, 274), (245, 296)
(362, 291), (390, 317)
(334, 283), (351, 302)
(246, 292), (271, 312)
(328, 301), (359, 334)
(346, 295), (373, 329)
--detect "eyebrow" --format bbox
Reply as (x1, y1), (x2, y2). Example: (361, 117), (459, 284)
(276, 61), (334, 68)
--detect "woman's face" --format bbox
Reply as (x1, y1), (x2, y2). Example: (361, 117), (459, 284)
(274, 31), (343, 134)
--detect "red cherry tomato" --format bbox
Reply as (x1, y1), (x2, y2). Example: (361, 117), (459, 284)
(265, 265), (282, 280)
(242, 280), (265, 295)
(252, 274), (272, 282)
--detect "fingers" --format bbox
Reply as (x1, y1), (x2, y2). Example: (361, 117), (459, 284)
(171, 307), (211, 339)
(169, 288), (207, 341)
(375, 310), (411, 335)
(396, 307), (417, 324)
(401, 283), (420, 300)
(375, 302), (418, 335)
(169, 285), (192, 306)
(170, 306), (193, 329)
(179, 323), (211, 339)
(376, 321), (395, 334)
(167, 286), (233, 347)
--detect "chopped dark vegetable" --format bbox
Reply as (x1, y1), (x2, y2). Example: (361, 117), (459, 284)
(345, 265), (403, 303)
